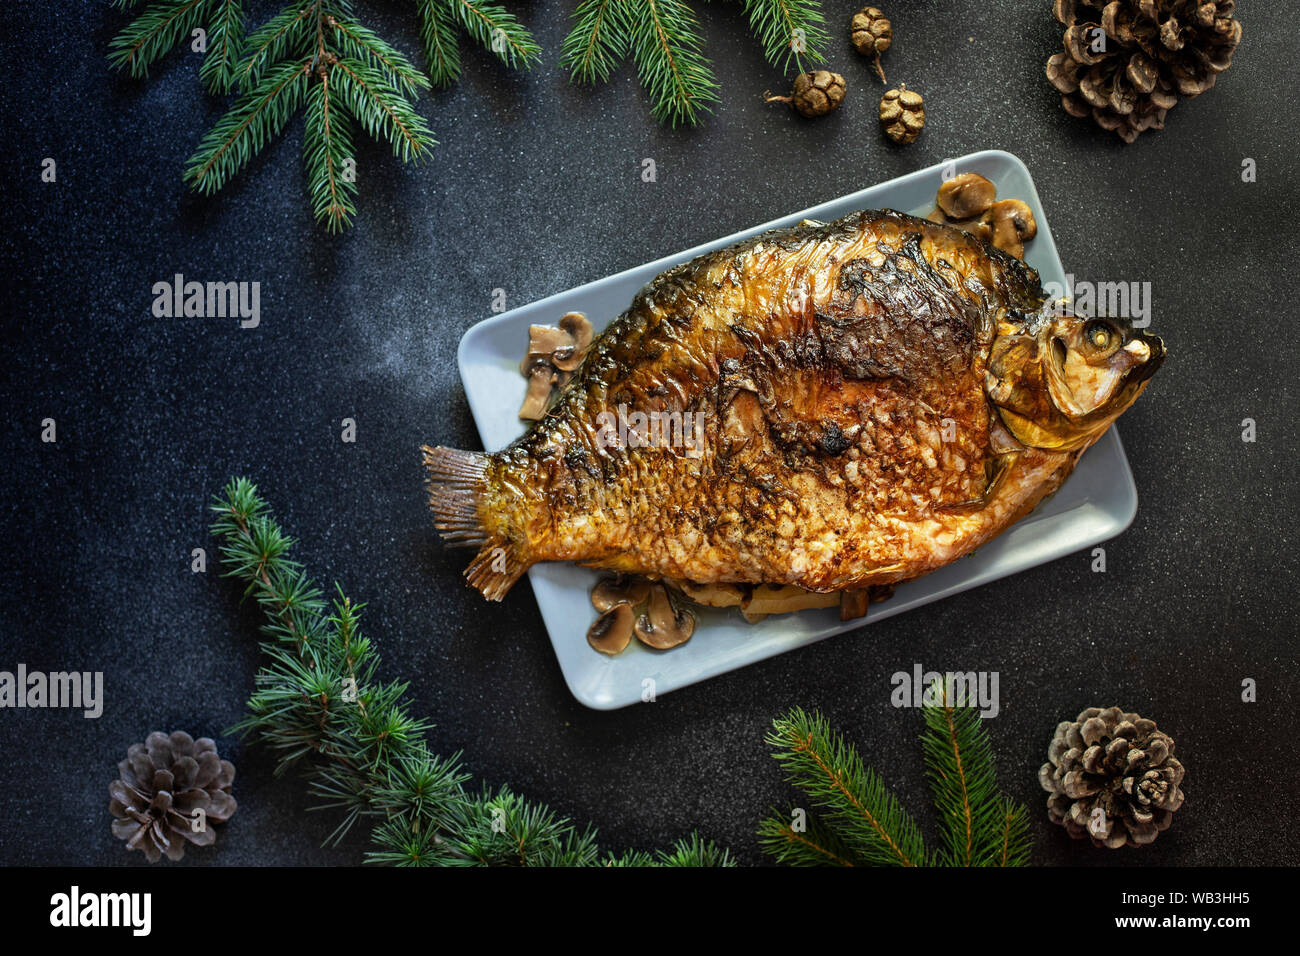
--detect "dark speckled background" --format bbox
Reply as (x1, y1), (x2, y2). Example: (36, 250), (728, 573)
(1, 1), (1296, 867)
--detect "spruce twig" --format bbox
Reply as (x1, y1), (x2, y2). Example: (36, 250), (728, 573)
(111, 0), (539, 229)
(624, 0), (719, 126)
(740, 0), (829, 76)
(211, 477), (733, 867)
(759, 695), (1032, 867)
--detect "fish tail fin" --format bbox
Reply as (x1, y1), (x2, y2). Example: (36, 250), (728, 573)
(421, 444), (528, 601)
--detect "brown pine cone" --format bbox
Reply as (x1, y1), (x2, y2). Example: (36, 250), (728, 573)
(109, 731), (237, 863)
(1039, 706), (1185, 849)
(1046, 0), (1242, 143)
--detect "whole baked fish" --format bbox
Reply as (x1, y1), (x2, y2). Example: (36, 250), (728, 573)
(424, 209), (1162, 601)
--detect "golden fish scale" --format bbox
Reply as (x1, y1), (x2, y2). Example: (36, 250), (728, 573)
(486, 210), (1061, 592)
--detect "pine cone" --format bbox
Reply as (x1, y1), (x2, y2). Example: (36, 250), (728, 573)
(1046, 0), (1242, 143)
(109, 731), (237, 862)
(1039, 707), (1185, 849)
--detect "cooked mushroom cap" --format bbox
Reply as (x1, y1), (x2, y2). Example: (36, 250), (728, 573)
(936, 173), (997, 220)
(634, 584), (695, 649)
(591, 574), (651, 612)
(988, 199), (1037, 240)
(587, 604), (634, 655)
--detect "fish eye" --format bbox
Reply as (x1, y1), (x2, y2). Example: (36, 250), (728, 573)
(1084, 320), (1119, 352)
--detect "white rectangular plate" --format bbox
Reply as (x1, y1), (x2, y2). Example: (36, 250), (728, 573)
(457, 150), (1137, 710)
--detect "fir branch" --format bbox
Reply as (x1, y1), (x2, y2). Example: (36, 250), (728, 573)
(766, 707), (928, 867)
(332, 58), (437, 163)
(761, 701), (1032, 868)
(445, 0), (542, 70)
(740, 0), (828, 75)
(184, 57), (311, 194)
(757, 808), (858, 866)
(236, 3), (315, 88)
(624, 0), (719, 126)
(414, 0), (462, 87)
(328, 15), (430, 95)
(109, 0), (211, 77)
(304, 70), (358, 231)
(921, 681), (1024, 867)
(211, 477), (733, 867)
(561, 0), (629, 85)
(199, 0), (246, 93)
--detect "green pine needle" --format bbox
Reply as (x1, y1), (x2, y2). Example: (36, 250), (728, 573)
(921, 681), (1005, 867)
(304, 73), (358, 231)
(561, 0), (629, 85)
(445, 0), (542, 70)
(331, 58), (436, 162)
(414, 0), (462, 87)
(184, 57), (310, 195)
(765, 707), (929, 866)
(109, 0), (211, 77)
(761, 700), (1033, 867)
(757, 805), (860, 866)
(740, 0), (828, 75)
(624, 0), (719, 127)
(199, 0), (245, 93)
(210, 477), (732, 867)
(235, 3), (315, 88)
(329, 16), (430, 96)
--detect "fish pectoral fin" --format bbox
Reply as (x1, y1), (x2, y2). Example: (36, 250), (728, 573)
(935, 451), (1019, 514)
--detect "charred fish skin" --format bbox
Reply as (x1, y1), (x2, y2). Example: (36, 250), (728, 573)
(424, 209), (1162, 601)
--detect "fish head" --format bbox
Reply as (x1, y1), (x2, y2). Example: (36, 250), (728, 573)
(985, 310), (1164, 452)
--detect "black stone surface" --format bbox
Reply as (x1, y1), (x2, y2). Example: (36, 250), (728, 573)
(2, 1), (1296, 868)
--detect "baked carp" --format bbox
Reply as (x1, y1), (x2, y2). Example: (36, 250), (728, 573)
(424, 209), (1162, 601)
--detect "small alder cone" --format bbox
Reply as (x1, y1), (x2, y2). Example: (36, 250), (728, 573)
(879, 84), (924, 143)
(1039, 706), (1185, 849)
(1046, 0), (1243, 143)
(109, 731), (237, 862)
(765, 71), (847, 118)
(850, 7), (892, 81)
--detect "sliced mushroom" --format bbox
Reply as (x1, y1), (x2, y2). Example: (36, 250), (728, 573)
(925, 206), (948, 224)
(937, 173), (997, 221)
(634, 584), (695, 649)
(742, 584), (840, 617)
(673, 580), (747, 608)
(587, 603), (634, 655)
(840, 589), (870, 621)
(553, 313), (593, 372)
(591, 574), (651, 612)
(518, 360), (557, 420)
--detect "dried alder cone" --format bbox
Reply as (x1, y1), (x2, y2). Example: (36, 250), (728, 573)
(879, 84), (925, 143)
(1039, 707), (1185, 848)
(1046, 0), (1243, 143)
(850, 7), (893, 82)
(765, 71), (847, 118)
(109, 731), (237, 862)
